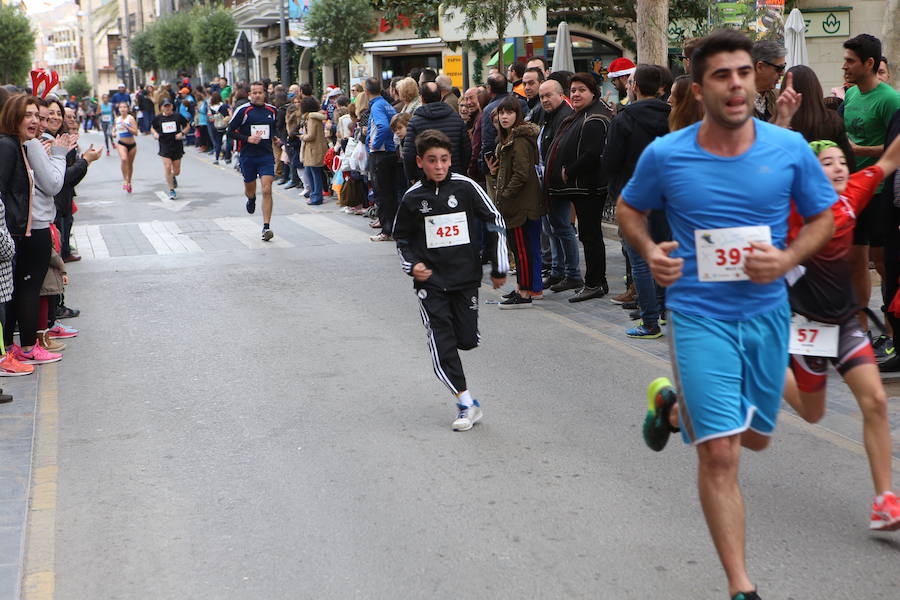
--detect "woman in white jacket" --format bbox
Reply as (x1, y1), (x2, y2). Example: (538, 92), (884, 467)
(4, 97), (70, 364)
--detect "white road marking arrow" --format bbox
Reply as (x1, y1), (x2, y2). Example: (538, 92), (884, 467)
(153, 190), (191, 212)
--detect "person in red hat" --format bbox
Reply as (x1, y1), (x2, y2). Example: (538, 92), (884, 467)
(607, 57), (637, 111)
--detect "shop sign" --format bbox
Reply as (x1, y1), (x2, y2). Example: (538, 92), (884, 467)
(803, 10), (851, 38)
(444, 55), (463, 89)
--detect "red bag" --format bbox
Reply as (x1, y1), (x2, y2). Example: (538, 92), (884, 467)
(324, 147), (336, 172)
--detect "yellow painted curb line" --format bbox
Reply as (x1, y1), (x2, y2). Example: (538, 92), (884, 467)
(22, 365), (59, 600)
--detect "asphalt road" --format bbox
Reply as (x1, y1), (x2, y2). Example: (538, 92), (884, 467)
(11, 131), (900, 599)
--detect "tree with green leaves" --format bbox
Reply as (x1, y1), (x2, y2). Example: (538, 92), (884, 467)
(64, 72), (92, 98)
(441, 0), (544, 73)
(151, 14), (197, 72)
(305, 0), (375, 90)
(0, 5), (36, 86)
(191, 7), (237, 71)
(130, 28), (159, 74)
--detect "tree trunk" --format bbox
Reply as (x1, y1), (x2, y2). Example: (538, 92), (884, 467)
(636, 0), (669, 66)
(883, 0), (899, 86)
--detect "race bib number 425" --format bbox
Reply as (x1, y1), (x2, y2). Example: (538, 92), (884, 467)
(425, 212), (470, 249)
(789, 315), (839, 358)
(695, 225), (772, 282)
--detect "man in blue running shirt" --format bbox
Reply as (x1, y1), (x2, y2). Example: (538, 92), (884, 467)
(229, 81), (278, 241)
(617, 31), (835, 600)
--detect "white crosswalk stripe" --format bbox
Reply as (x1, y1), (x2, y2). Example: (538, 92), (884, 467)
(212, 216), (295, 249)
(72, 224), (110, 260)
(69, 212), (376, 260)
(138, 220), (203, 254)
(286, 213), (369, 244)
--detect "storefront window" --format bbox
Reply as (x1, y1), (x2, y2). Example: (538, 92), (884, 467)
(379, 54), (442, 86)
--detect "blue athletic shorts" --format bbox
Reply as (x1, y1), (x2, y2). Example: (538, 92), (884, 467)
(669, 304), (790, 445)
(239, 152), (275, 183)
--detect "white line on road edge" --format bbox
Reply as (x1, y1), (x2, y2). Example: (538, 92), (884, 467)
(138, 221), (202, 255)
(153, 191), (191, 212)
(286, 213), (368, 245)
(212, 217), (294, 250)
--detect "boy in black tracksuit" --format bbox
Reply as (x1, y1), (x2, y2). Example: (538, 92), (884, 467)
(393, 130), (508, 431)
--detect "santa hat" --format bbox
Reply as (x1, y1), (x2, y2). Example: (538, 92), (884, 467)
(608, 57), (636, 79)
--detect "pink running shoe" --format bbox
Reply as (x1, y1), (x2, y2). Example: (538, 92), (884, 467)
(15, 343), (62, 364)
(871, 491), (900, 531)
(0, 352), (34, 376)
(47, 321), (78, 339)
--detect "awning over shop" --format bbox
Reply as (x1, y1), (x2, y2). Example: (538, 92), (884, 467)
(487, 42), (515, 66)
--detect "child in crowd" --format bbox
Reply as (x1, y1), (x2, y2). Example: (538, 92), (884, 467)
(487, 96), (545, 308)
(392, 130), (508, 431)
(38, 225), (69, 352)
(390, 112), (411, 182)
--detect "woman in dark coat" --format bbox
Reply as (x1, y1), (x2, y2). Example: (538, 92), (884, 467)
(545, 72), (614, 302)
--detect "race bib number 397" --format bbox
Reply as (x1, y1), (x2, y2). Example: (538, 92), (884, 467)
(425, 212), (470, 249)
(695, 225), (772, 282)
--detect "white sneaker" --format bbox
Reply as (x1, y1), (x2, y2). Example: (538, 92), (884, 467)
(452, 401), (482, 431)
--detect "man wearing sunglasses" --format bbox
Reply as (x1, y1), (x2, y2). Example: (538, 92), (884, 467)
(750, 40), (786, 122)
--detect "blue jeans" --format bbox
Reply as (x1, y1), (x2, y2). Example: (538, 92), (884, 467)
(546, 196), (580, 279)
(622, 239), (665, 327)
(208, 124), (223, 160)
(540, 217), (554, 274)
(307, 166), (324, 204)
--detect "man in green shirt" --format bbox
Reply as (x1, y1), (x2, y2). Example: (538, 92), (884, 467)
(842, 33), (900, 339)
(220, 76), (232, 101)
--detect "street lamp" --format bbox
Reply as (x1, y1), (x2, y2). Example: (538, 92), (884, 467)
(278, 0), (289, 85)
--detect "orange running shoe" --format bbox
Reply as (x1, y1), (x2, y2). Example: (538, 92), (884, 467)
(0, 352), (34, 376)
(870, 491), (900, 531)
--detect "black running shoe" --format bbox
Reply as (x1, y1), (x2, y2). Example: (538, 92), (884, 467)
(879, 352), (900, 372)
(498, 293), (533, 309)
(731, 591), (761, 600)
(643, 377), (680, 452)
(57, 305), (80, 319)
(502, 290), (517, 300)
(246, 197), (256, 214)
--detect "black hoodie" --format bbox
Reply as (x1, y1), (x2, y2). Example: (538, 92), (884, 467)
(602, 98), (671, 200)
(394, 173), (508, 290)
(403, 102), (471, 182)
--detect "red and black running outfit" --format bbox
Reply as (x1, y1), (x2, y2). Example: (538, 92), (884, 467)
(787, 166), (884, 392)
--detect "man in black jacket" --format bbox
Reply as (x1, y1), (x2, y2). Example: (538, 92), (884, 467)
(523, 67), (545, 124)
(602, 64), (671, 338)
(538, 79), (580, 291)
(402, 82), (470, 183)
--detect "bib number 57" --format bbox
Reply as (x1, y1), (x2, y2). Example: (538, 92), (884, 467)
(795, 327), (818, 343)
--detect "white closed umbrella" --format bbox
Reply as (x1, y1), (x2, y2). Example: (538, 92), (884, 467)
(552, 21), (574, 73)
(784, 8), (809, 70)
